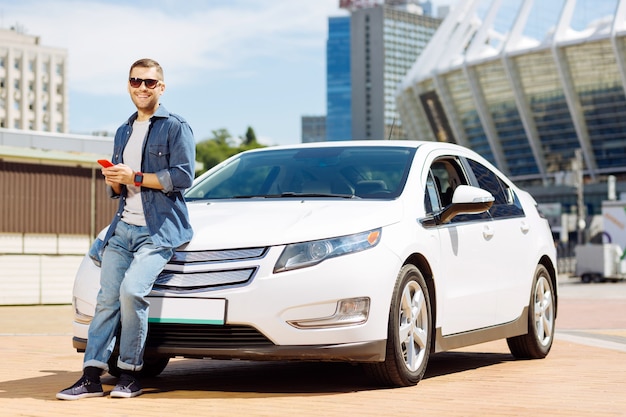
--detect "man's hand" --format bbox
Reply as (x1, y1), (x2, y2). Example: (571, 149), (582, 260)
(102, 163), (134, 186)
(101, 164), (164, 192)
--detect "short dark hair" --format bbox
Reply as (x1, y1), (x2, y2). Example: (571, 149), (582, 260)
(129, 58), (164, 80)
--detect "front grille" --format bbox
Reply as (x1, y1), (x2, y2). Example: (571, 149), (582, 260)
(154, 269), (255, 290)
(147, 323), (274, 348)
(154, 247), (268, 292)
(169, 247), (268, 264)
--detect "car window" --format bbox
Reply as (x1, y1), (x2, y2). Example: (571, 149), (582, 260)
(467, 159), (525, 219)
(186, 146), (416, 200)
(425, 156), (494, 223)
(425, 158), (468, 211)
(424, 171), (441, 213)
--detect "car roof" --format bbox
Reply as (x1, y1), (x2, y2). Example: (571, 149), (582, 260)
(244, 140), (468, 153)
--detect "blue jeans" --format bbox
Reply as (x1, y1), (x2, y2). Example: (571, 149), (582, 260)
(83, 221), (173, 372)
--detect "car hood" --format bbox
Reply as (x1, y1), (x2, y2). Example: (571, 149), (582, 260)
(182, 199), (403, 250)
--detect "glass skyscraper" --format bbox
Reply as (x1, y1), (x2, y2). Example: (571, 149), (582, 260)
(326, 16), (352, 141)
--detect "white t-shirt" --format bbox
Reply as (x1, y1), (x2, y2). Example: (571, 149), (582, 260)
(121, 120), (150, 226)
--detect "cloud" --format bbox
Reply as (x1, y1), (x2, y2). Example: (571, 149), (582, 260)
(3, 0), (342, 94)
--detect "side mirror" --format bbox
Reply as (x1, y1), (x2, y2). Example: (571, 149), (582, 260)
(422, 185), (494, 226)
(450, 185), (494, 205)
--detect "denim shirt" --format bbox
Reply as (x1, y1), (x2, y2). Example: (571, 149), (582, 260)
(102, 105), (195, 249)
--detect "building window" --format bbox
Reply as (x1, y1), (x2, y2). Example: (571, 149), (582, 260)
(56, 63), (63, 75)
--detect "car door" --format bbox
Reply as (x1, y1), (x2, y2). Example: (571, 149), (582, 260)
(424, 156), (498, 335)
(464, 158), (531, 324)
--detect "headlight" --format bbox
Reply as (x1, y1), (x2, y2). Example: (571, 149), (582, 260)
(73, 296), (94, 325)
(274, 228), (381, 273)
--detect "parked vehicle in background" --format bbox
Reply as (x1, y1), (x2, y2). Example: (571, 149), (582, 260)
(71, 140), (558, 387)
(575, 243), (626, 283)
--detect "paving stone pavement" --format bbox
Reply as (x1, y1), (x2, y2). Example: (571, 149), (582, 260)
(0, 275), (625, 417)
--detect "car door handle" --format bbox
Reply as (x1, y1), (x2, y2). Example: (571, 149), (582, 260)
(483, 225), (494, 239)
(520, 221), (530, 234)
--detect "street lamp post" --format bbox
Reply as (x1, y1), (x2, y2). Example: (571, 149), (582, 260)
(574, 149), (585, 245)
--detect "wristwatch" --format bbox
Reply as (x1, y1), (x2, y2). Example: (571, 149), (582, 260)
(133, 171), (144, 187)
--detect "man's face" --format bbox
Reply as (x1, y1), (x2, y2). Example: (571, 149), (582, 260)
(128, 66), (165, 114)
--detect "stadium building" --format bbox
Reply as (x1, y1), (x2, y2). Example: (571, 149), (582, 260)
(397, 0), (626, 186)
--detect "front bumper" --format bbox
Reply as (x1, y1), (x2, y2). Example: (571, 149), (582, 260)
(72, 334), (387, 362)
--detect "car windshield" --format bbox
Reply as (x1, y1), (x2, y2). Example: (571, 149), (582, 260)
(185, 146), (416, 201)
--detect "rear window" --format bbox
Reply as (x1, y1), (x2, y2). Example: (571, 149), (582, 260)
(467, 159), (524, 219)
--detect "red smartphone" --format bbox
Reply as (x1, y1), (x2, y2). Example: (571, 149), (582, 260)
(97, 159), (114, 168)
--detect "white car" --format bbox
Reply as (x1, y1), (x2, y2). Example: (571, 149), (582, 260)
(71, 140), (557, 387)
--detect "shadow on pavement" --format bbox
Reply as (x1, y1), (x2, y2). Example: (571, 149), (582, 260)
(125, 350), (511, 397)
(425, 351), (514, 378)
(0, 370), (82, 401)
(0, 350), (513, 400)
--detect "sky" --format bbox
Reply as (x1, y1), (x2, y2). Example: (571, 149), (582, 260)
(1, 0), (452, 146)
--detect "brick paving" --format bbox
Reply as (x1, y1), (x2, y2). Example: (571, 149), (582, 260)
(0, 277), (625, 417)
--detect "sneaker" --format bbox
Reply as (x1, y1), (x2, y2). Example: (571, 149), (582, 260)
(56, 375), (104, 400)
(110, 373), (143, 398)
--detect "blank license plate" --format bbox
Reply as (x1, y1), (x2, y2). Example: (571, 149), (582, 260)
(147, 297), (226, 325)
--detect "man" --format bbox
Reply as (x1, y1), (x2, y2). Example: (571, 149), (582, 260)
(57, 58), (195, 400)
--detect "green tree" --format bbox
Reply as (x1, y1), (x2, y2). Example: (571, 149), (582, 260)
(242, 126), (257, 146)
(195, 127), (266, 175)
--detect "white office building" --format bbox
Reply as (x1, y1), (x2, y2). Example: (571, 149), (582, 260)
(0, 27), (69, 133)
(348, 1), (441, 140)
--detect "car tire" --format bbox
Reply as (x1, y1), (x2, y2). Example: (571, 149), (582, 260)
(107, 354), (170, 378)
(364, 264), (432, 387)
(593, 274), (605, 283)
(507, 264), (555, 359)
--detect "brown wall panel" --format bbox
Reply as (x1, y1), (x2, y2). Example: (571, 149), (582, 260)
(0, 161), (117, 235)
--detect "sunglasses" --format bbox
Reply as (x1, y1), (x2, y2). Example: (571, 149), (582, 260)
(128, 77), (160, 89)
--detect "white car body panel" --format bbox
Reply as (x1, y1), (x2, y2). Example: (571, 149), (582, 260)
(183, 199), (403, 250)
(436, 221), (499, 334)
